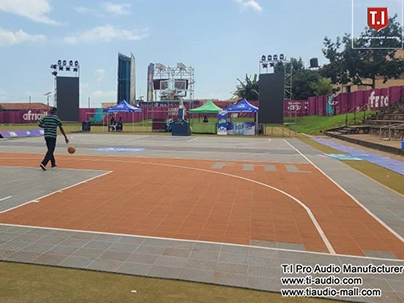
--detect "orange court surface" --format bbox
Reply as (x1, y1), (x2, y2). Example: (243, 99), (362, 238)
(1, 134), (403, 303)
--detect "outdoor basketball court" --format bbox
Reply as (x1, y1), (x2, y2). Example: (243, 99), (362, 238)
(0, 134), (403, 303)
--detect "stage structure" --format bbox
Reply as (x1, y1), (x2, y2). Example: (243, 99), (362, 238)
(50, 60), (80, 121)
(258, 54), (293, 125)
(147, 62), (195, 101)
(117, 53), (136, 104)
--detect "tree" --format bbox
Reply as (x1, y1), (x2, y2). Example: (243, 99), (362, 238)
(310, 77), (333, 96)
(321, 14), (404, 89)
(275, 57), (328, 100)
(232, 74), (259, 100)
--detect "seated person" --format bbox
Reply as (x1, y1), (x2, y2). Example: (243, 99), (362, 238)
(109, 116), (116, 131)
(116, 117), (123, 132)
(203, 116), (209, 122)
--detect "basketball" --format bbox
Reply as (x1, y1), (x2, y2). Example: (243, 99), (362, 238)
(67, 146), (76, 154)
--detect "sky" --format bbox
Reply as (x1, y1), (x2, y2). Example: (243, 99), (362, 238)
(0, 0), (402, 108)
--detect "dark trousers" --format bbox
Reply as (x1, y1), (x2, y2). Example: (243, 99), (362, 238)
(41, 137), (57, 167)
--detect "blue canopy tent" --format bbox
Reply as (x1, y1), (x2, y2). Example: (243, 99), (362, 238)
(226, 98), (258, 113)
(102, 100), (143, 132)
(225, 99), (259, 135)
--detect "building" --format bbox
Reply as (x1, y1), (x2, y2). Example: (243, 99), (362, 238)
(117, 53), (136, 104)
(336, 49), (404, 93)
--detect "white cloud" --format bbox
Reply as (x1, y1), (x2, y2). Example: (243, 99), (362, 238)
(62, 25), (148, 44)
(0, 28), (46, 47)
(0, 0), (60, 25)
(233, 0), (262, 12)
(74, 6), (90, 14)
(80, 82), (90, 91)
(101, 2), (131, 15)
(0, 88), (6, 101)
(94, 69), (106, 85)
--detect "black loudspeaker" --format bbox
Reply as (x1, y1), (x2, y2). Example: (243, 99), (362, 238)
(258, 72), (285, 124)
(310, 58), (319, 68)
(55, 76), (80, 122)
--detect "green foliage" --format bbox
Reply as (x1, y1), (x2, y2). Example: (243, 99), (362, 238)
(310, 78), (333, 96)
(232, 74), (259, 100)
(321, 14), (404, 89)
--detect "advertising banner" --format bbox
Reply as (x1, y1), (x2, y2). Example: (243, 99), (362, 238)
(227, 122), (255, 136)
(217, 110), (228, 135)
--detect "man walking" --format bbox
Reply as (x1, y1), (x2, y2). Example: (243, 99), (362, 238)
(38, 107), (69, 171)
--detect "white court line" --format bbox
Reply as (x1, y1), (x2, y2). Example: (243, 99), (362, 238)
(284, 139), (404, 245)
(0, 171), (113, 214)
(1, 222), (402, 262)
(41, 156), (335, 254)
(187, 137), (198, 142)
(0, 196), (12, 202)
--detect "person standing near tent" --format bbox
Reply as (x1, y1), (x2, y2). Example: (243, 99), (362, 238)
(38, 107), (69, 171)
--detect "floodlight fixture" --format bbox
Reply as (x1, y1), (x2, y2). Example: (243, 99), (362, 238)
(69, 60), (73, 66)
(177, 62), (187, 70)
(63, 60), (67, 66)
(52, 71), (57, 76)
(273, 54), (278, 61)
(74, 60), (79, 67)
(279, 54), (285, 60)
(58, 60), (62, 65)
(267, 55), (272, 61)
(261, 55), (266, 62)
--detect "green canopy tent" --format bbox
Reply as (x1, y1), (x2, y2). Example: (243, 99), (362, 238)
(188, 100), (223, 114)
(188, 100), (223, 133)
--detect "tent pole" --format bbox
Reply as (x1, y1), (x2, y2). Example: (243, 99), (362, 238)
(132, 111), (134, 133)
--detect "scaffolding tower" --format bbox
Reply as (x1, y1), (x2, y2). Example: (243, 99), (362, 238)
(152, 63), (195, 101)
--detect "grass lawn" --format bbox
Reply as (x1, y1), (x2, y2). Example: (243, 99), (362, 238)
(0, 262), (342, 303)
(288, 111), (376, 135)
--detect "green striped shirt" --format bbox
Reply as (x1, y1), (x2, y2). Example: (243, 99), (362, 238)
(38, 115), (62, 138)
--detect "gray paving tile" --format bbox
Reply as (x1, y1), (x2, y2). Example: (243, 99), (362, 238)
(185, 259), (217, 271)
(87, 259), (123, 272)
(167, 241), (195, 249)
(135, 245), (166, 255)
(148, 265), (184, 279)
(116, 236), (145, 246)
(25, 229), (54, 236)
(93, 234), (119, 242)
(387, 279), (404, 293)
(117, 262), (152, 276)
(48, 230), (74, 238)
(84, 240), (114, 250)
(0, 241), (30, 251)
(13, 234), (44, 243)
(36, 236), (66, 245)
(155, 256), (188, 268)
(213, 272), (248, 288)
(366, 278), (394, 291)
(33, 253), (67, 266)
(189, 249), (220, 261)
(7, 251), (42, 262)
(250, 240), (277, 248)
(162, 247), (192, 258)
(142, 238), (169, 247)
(215, 262), (248, 275)
(278, 250), (311, 261)
(108, 242), (139, 253)
(0, 225), (12, 232)
(72, 248), (105, 259)
(180, 268), (214, 284)
(247, 276), (276, 291)
(98, 250), (131, 262)
(277, 243), (306, 251)
(46, 245), (79, 256)
(20, 243), (54, 254)
(248, 247), (280, 258)
(248, 265), (279, 278)
(193, 242), (221, 252)
(59, 256), (94, 269)
(218, 252), (249, 265)
(0, 249), (16, 259)
(379, 292), (404, 303)
(7, 226), (32, 234)
(248, 256), (281, 268)
(126, 253), (158, 264)
(69, 232), (97, 240)
(60, 238), (91, 248)
(0, 233), (20, 241)
(220, 245), (249, 255)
